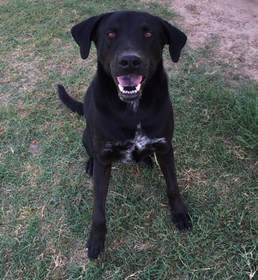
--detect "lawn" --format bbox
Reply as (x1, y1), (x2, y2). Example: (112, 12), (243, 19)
(0, 0), (257, 279)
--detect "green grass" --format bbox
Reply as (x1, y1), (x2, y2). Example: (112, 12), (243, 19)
(0, 0), (257, 279)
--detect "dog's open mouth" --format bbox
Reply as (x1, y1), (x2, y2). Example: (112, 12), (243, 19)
(117, 74), (143, 101)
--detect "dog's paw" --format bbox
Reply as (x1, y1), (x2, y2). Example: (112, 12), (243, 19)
(172, 211), (192, 231)
(142, 156), (154, 169)
(86, 233), (105, 260)
(85, 158), (94, 177)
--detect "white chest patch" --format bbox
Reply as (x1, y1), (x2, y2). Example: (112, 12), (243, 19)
(122, 123), (165, 163)
(103, 123), (166, 163)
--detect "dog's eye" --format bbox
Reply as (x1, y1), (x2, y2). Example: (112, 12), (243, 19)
(144, 32), (152, 38)
(107, 32), (116, 39)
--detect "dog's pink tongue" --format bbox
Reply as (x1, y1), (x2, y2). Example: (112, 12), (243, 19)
(117, 75), (142, 87)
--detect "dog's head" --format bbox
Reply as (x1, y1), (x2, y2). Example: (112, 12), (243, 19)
(71, 11), (186, 103)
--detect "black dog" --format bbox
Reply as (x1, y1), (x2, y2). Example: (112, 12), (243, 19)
(58, 10), (192, 260)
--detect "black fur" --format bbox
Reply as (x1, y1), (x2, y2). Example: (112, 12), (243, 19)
(58, 11), (192, 260)
(58, 85), (84, 116)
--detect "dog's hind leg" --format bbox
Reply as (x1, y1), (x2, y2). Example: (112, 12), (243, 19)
(142, 155), (154, 169)
(82, 129), (94, 176)
(85, 157), (94, 176)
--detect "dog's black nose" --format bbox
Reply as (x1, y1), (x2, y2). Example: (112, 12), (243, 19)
(119, 55), (141, 69)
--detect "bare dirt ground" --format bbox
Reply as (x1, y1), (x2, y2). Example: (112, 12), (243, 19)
(150, 0), (258, 81)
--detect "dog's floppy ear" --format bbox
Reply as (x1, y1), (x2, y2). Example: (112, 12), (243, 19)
(71, 13), (109, 59)
(161, 19), (187, 62)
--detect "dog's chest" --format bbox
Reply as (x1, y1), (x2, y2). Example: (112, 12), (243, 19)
(103, 123), (165, 163)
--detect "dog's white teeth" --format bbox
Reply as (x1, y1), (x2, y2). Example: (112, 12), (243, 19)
(118, 84), (141, 95)
(118, 84), (124, 92)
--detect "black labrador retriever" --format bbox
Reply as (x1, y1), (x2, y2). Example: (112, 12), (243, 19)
(58, 10), (192, 260)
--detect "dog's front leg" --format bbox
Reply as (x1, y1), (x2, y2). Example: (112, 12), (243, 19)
(156, 146), (192, 231)
(87, 159), (111, 260)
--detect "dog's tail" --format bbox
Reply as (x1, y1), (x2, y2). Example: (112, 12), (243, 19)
(57, 85), (84, 116)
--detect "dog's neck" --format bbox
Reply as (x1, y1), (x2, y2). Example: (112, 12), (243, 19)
(126, 100), (139, 112)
